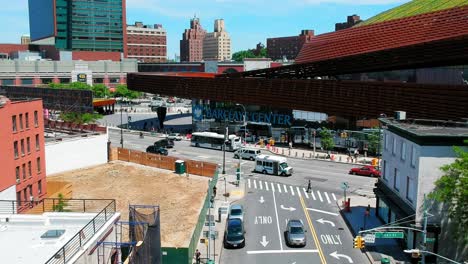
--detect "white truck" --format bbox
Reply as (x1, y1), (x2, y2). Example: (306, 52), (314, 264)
(254, 154), (293, 176)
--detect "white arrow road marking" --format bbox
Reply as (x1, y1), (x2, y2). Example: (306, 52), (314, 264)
(310, 190), (316, 200)
(290, 186), (295, 196)
(259, 180), (263, 190)
(283, 185), (288, 193)
(332, 193), (337, 201)
(324, 192), (331, 203)
(302, 188), (309, 199)
(248, 179), (251, 189)
(254, 180), (257, 189)
(277, 183), (282, 193)
(317, 191), (323, 202)
(259, 196), (265, 204)
(330, 251), (353, 263)
(316, 218), (336, 227)
(260, 236), (270, 247)
(265, 181), (269, 191)
(307, 208), (339, 216)
(280, 205), (296, 212)
(296, 187), (302, 197)
(271, 182), (275, 192)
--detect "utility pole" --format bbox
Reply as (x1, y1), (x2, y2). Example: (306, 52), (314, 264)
(207, 180), (212, 262)
(120, 107), (124, 148)
(421, 194), (428, 264)
(313, 130), (316, 158)
(222, 125), (227, 174)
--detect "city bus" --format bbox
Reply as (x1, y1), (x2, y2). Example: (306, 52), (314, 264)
(191, 132), (242, 151)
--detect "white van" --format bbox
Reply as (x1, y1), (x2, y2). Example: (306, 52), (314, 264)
(254, 154), (293, 176)
(233, 148), (261, 161)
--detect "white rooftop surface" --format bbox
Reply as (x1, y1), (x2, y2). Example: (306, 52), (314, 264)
(0, 212), (97, 264)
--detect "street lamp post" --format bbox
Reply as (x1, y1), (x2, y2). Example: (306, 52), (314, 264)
(236, 103), (246, 186)
(120, 107), (124, 148)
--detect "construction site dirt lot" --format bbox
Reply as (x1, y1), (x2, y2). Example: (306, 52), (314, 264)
(48, 161), (209, 248)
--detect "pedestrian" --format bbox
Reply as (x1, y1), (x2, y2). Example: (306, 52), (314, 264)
(195, 249), (201, 264)
(307, 180), (312, 193)
(212, 185), (217, 197)
(289, 141), (293, 149)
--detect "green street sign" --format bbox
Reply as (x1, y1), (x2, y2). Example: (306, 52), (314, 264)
(425, 238), (436, 243)
(375, 232), (404, 239)
(341, 182), (349, 190)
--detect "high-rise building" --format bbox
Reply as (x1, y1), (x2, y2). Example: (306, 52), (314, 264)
(180, 16), (206, 62)
(0, 96), (46, 212)
(127, 22), (167, 62)
(203, 19), (231, 61)
(28, 0), (127, 54)
(267, 30), (314, 61)
(335, 15), (362, 31)
(20, 35), (31, 45)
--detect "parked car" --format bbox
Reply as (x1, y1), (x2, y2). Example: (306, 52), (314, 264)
(228, 204), (244, 222)
(167, 133), (182, 141)
(146, 146), (168, 156)
(154, 139), (174, 149)
(285, 219), (306, 247)
(233, 148), (261, 161)
(349, 165), (381, 177)
(224, 218), (245, 248)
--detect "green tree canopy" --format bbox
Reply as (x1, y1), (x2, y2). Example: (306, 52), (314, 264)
(319, 128), (335, 150)
(429, 146), (468, 241)
(113, 84), (141, 99)
(232, 43), (267, 62)
(60, 112), (102, 124)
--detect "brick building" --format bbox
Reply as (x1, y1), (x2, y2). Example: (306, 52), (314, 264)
(335, 14), (362, 31)
(0, 96), (46, 212)
(127, 22), (167, 62)
(180, 16), (206, 62)
(266, 30), (314, 61)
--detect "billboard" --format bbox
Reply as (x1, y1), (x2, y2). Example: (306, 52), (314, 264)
(28, 0), (55, 41)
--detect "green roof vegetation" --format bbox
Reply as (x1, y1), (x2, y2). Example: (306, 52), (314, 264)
(359, 0), (468, 26)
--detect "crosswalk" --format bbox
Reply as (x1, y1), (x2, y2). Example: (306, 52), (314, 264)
(247, 178), (338, 204)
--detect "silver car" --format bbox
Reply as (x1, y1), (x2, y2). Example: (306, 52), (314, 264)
(228, 204), (244, 222)
(286, 219), (306, 247)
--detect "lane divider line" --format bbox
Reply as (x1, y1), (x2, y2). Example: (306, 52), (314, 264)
(272, 187), (284, 251)
(299, 195), (327, 264)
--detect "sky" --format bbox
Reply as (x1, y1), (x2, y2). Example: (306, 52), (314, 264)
(0, 0), (411, 60)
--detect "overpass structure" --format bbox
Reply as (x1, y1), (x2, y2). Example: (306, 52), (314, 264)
(128, 6), (468, 121)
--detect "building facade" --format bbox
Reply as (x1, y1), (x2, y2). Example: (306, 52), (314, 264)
(203, 19), (231, 61)
(180, 16), (206, 62)
(127, 22), (167, 62)
(28, 0), (127, 55)
(0, 96), (46, 211)
(21, 35), (31, 45)
(375, 116), (468, 260)
(267, 30), (314, 61)
(335, 14), (361, 31)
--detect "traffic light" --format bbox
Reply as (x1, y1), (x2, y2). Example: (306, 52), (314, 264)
(353, 236), (365, 249)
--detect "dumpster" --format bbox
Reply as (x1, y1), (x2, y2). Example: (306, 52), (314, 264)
(175, 160), (186, 174)
(381, 258), (390, 264)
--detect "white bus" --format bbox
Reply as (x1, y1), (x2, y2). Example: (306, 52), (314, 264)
(191, 132), (242, 151)
(254, 154), (293, 176)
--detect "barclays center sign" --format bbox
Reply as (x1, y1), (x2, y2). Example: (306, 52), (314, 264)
(192, 105), (292, 126)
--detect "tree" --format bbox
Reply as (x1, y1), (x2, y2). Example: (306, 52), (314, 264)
(429, 146), (468, 241)
(112, 84), (141, 99)
(92, 84), (110, 98)
(320, 128), (335, 150)
(60, 112), (102, 124)
(367, 129), (381, 155)
(232, 50), (256, 62)
(53, 193), (68, 212)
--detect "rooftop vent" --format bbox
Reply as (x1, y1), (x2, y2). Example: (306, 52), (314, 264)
(41, 229), (65, 239)
(394, 111), (406, 121)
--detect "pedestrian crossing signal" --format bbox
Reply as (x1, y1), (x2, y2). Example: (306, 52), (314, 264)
(353, 236), (365, 249)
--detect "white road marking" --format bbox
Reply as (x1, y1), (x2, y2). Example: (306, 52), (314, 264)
(310, 190), (316, 200)
(283, 185), (288, 193)
(248, 179), (251, 189)
(307, 208), (339, 216)
(296, 187), (302, 197)
(290, 186), (295, 196)
(272, 188), (283, 250)
(247, 249), (319, 254)
(277, 183), (282, 193)
(332, 193), (337, 201)
(325, 192), (331, 204)
(254, 180), (257, 189)
(265, 181), (269, 191)
(271, 182), (275, 192)
(259, 180), (263, 190)
(302, 188), (309, 199)
(317, 191), (323, 202)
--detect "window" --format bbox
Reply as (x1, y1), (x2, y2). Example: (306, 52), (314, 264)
(37, 157), (41, 173)
(411, 146), (417, 167)
(16, 166), (20, 181)
(383, 161), (387, 181)
(17, 192), (21, 206)
(393, 168), (400, 191)
(26, 137), (31, 153)
(23, 189), (27, 202)
(28, 161), (32, 177)
(12, 115), (17, 132)
(34, 111), (38, 127)
(25, 113), (29, 128)
(22, 163), (26, 179)
(401, 141), (406, 161)
(21, 139), (25, 156)
(14, 141), (19, 158)
(38, 180), (42, 194)
(392, 137), (397, 155)
(35, 134), (40, 151)
(406, 176), (415, 203)
(384, 134), (389, 150)
(19, 114), (24, 130)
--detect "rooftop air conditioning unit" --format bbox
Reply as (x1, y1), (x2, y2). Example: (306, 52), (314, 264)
(394, 111), (406, 121)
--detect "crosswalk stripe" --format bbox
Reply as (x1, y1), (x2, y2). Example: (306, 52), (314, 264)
(283, 185), (288, 193)
(317, 191), (323, 202)
(332, 193), (337, 201)
(296, 187), (302, 197)
(310, 191), (316, 200)
(265, 181), (269, 191)
(259, 180), (263, 190)
(254, 180), (257, 189)
(271, 182), (275, 192)
(324, 192), (331, 203)
(248, 179), (251, 189)
(290, 186), (295, 196)
(277, 183), (282, 193)
(303, 188), (309, 199)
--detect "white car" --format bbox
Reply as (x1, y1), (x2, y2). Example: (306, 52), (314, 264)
(167, 133), (182, 141)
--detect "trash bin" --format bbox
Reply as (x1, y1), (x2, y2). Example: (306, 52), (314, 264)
(381, 258), (390, 264)
(175, 160), (185, 174)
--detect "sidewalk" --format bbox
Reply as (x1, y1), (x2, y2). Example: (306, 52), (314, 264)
(191, 171), (246, 264)
(337, 195), (411, 264)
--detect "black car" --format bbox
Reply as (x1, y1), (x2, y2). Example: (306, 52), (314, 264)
(224, 218), (245, 249)
(146, 146), (168, 156)
(154, 139), (174, 149)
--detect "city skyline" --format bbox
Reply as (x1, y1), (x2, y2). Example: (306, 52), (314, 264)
(1, 0), (410, 60)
